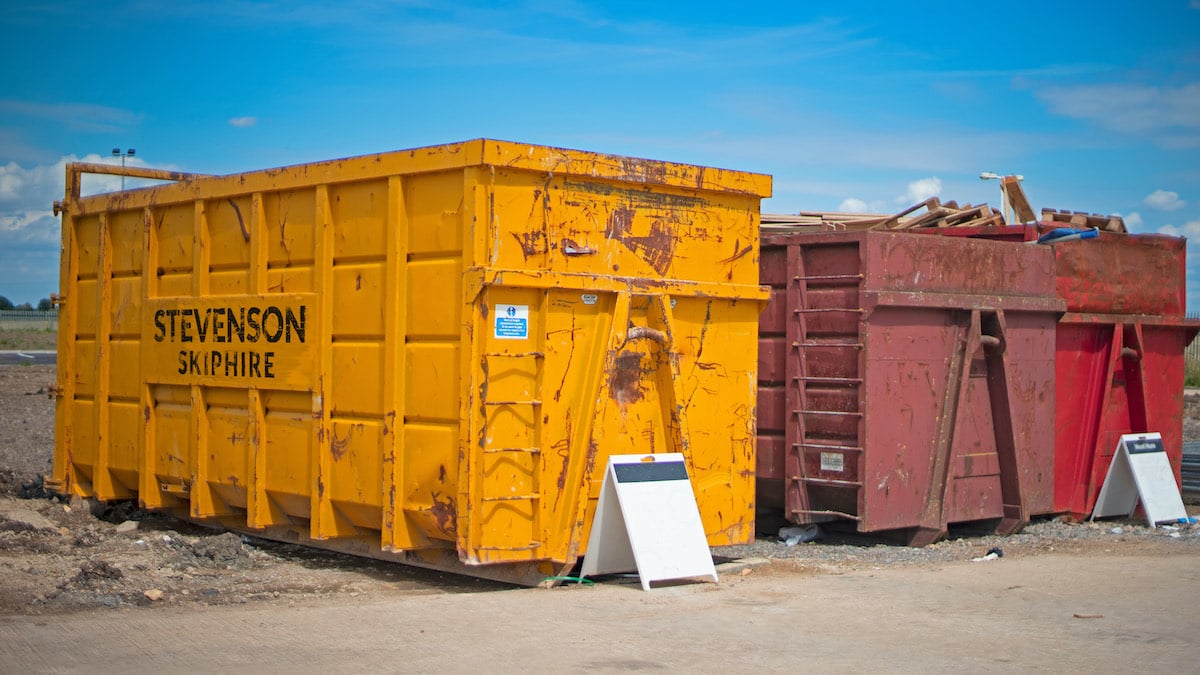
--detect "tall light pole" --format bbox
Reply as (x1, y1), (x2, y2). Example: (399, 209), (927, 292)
(112, 148), (136, 190)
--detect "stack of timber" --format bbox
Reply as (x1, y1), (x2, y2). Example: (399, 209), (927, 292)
(762, 197), (1004, 233)
(1041, 208), (1127, 233)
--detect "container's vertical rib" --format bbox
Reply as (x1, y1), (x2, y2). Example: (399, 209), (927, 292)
(247, 192), (272, 529)
(51, 166), (81, 495)
(459, 166), (491, 561)
(139, 205), (164, 508)
(382, 175), (417, 550)
(534, 287), (550, 553)
(190, 199), (219, 517)
(311, 184), (337, 539)
(92, 211), (115, 499)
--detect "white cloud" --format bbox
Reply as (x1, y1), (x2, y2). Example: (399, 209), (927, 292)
(1036, 82), (1200, 135)
(0, 155), (179, 305)
(1157, 220), (1200, 239)
(838, 198), (870, 212)
(1144, 189), (1187, 211)
(899, 177), (942, 205)
(1120, 212), (1144, 229)
(0, 99), (141, 134)
(0, 154), (165, 244)
(229, 116), (258, 128)
(1192, 0), (1200, 9)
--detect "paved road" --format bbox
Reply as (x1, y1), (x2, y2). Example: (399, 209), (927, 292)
(2, 553), (1197, 673)
(0, 351), (54, 366)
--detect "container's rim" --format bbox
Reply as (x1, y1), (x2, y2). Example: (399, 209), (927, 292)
(67, 138), (772, 213)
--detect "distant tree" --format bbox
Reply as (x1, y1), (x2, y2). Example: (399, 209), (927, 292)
(14, 302), (33, 311)
(37, 298), (52, 311)
(0, 296), (12, 310)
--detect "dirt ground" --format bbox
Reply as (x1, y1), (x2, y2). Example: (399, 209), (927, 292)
(1, 360), (1199, 670)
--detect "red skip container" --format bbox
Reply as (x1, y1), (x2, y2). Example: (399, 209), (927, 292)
(757, 230), (1063, 544)
(920, 225), (1200, 519)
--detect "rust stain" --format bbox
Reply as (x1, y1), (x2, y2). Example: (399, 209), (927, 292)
(553, 314), (580, 402)
(329, 426), (352, 461)
(552, 412), (573, 511)
(605, 207), (678, 276)
(438, 464), (446, 482)
(226, 199), (250, 242)
(511, 230), (548, 259)
(429, 492), (457, 536)
(608, 350), (648, 406)
(719, 239), (752, 265)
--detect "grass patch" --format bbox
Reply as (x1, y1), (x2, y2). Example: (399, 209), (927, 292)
(0, 326), (58, 351)
(1187, 362), (1200, 388)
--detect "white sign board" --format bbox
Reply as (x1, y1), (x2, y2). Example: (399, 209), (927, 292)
(1091, 432), (1187, 527)
(494, 304), (528, 340)
(580, 453), (718, 591)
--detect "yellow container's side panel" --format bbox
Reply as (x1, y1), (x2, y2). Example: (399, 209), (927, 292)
(74, 279), (98, 338)
(207, 270), (250, 295)
(157, 274), (193, 297)
(329, 180), (388, 261)
(405, 344), (460, 422)
(70, 400), (96, 488)
(401, 423), (458, 541)
(264, 190), (316, 267)
(74, 217), (101, 278)
(407, 259), (462, 337)
(72, 341), (97, 395)
(204, 403), (250, 510)
(327, 419), (384, 526)
(331, 264), (385, 337)
(263, 404), (313, 518)
(405, 172), (465, 256)
(330, 343), (383, 417)
(105, 402), (141, 493)
(152, 399), (193, 488)
(108, 277), (142, 338)
(155, 204), (195, 274)
(107, 213), (144, 275)
(266, 267), (313, 294)
(107, 340), (142, 400)
(205, 197), (253, 269)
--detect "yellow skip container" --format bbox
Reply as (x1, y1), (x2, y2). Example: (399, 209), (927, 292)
(50, 139), (770, 584)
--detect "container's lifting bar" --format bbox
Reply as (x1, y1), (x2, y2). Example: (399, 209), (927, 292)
(54, 162), (210, 215)
(910, 309), (1028, 546)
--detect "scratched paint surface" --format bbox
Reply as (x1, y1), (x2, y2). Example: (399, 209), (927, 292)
(51, 140), (770, 582)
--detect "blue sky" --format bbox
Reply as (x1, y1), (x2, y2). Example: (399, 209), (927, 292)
(2, 1), (1198, 310)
